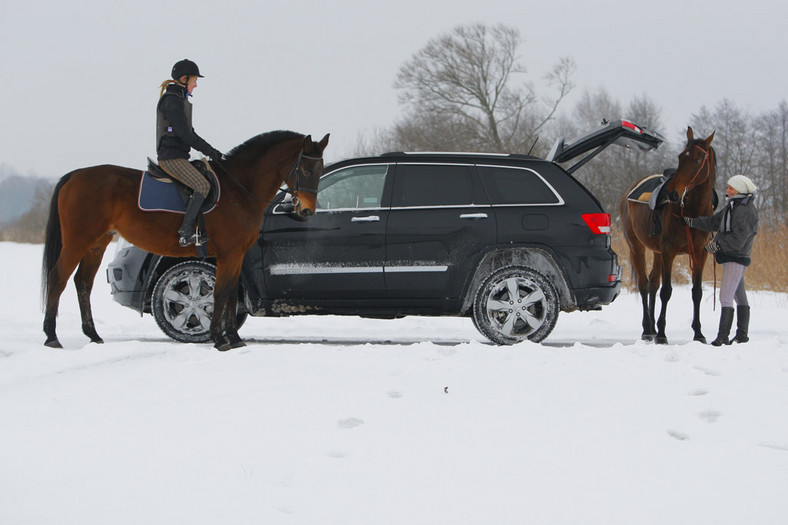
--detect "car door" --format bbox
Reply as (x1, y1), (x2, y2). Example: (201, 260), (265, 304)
(384, 162), (496, 300)
(261, 163), (391, 299)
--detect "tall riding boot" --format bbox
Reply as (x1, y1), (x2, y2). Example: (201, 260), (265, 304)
(733, 305), (750, 343)
(178, 192), (208, 247)
(711, 307), (735, 347)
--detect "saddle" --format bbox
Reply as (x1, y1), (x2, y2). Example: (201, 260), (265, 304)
(626, 169), (677, 210)
(626, 169), (677, 237)
(138, 158), (221, 214)
(626, 168), (720, 237)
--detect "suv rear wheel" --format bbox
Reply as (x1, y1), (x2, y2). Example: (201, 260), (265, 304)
(151, 260), (247, 343)
(472, 266), (559, 344)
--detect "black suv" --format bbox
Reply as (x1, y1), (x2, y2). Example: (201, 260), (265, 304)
(107, 120), (663, 345)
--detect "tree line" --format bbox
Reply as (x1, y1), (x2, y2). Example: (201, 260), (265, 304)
(357, 23), (785, 224)
(3, 22), (785, 243)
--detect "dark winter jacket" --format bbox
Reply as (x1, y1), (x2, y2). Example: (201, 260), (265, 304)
(156, 84), (217, 161)
(692, 194), (759, 266)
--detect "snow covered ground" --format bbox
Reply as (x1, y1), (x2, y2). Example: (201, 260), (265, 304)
(1, 241), (787, 524)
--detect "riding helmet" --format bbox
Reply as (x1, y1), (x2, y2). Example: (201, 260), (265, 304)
(171, 59), (204, 80)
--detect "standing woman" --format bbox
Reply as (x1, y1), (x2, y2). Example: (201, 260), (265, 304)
(685, 175), (759, 346)
(157, 59), (223, 247)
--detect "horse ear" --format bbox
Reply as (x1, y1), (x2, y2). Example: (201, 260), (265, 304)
(318, 133), (330, 150)
(302, 135), (312, 147)
(704, 131), (715, 146)
(686, 127), (694, 142)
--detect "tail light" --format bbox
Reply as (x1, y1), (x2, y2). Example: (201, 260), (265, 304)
(621, 120), (643, 134)
(582, 213), (611, 234)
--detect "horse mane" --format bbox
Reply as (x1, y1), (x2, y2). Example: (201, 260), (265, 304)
(225, 130), (304, 165)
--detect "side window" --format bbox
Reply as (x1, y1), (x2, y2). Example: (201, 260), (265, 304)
(317, 165), (388, 210)
(477, 165), (561, 205)
(392, 164), (482, 207)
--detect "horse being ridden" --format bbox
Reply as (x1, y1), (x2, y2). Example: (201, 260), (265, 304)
(42, 131), (329, 351)
(619, 127), (716, 344)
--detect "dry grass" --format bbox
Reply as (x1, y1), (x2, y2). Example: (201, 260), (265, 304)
(612, 223), (788, 293)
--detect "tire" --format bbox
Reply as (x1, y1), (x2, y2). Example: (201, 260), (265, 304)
(472, 265), (559, 345)
(151, 260), (247, 343)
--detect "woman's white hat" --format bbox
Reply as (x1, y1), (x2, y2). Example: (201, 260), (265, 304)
(727, 174), (758, 194)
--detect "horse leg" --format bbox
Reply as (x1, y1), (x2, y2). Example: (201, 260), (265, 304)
(690, 251), (708, 343)
(73, 234), (113, 344)
(224, 282), (245, 349)
(644, 255), (662, 341)
(655, 254), (673, 345)
(43, 249), (85, 348)
(631, 245), (655, 341)
(211, 256), (244, 351)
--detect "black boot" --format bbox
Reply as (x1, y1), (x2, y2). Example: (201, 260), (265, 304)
(733, 305), (750, 343)
(178, 192), (208, 247)
(711, 307), (734, 347)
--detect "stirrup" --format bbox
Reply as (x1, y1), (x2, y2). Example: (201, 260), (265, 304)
(178, 230), (209, 247)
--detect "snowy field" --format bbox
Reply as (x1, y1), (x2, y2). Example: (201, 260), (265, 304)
(1, 241), (787, 524)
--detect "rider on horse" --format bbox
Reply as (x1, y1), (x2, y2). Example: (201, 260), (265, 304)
(157, 59), (223, 247)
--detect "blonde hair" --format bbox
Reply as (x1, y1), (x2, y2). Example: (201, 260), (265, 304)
(158, 75), (197, 97)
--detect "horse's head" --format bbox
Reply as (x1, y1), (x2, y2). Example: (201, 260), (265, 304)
(284, 133), (330, 218)
(670, 127), (716, 204)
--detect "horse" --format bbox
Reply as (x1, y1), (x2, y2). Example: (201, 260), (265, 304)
(619, 127), (716, 344)
(42, 130), (329, 351)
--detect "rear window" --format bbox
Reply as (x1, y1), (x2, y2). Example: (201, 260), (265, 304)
(392, 164), (483, 207)
(477, 165), (561, 205)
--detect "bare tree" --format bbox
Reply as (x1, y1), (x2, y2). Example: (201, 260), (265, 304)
(753, 101), (788, 220)
(555, 89), (672, 214)
(691, 99), (759, 181)
(393, 23), (575, 153)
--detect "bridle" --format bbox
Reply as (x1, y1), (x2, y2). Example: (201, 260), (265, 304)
(284, 148), (323, 208)
(677, 143), (713, 209)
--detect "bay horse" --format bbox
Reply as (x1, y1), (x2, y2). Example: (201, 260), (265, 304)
(42, 130), (329, 351)
(619, 127), (716, 344)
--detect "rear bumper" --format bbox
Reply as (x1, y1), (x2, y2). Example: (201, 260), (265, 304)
(572, 281), (622, 310)
(106, 245), (147, 314)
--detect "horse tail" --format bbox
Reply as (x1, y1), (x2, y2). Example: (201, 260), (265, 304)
(41, 172), (74, 309)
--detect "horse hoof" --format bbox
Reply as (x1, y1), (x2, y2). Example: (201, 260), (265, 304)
(694, 336), (707, 344)
(44, 338), (63, 349)
(641, 334), (656, 342)
(91, 337), (105, 344)
(230, 340), (246, 349)
(655, 336), (669, 345)
(214, 338), (233, 352)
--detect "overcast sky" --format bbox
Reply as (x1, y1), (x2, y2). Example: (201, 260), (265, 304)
(2, 0), (785, 178)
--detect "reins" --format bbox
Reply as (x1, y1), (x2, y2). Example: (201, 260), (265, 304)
(211, 145), (323, 209)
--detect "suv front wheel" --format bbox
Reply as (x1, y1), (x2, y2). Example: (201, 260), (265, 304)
(472, 266), (559, 345)
(151, 260), (247, 343)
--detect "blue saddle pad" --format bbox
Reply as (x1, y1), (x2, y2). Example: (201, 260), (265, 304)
(137, 171), (219, 214)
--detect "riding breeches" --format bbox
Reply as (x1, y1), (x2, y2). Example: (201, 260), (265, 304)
(159, 158), (211, 196)
(719, 262), (749, 308)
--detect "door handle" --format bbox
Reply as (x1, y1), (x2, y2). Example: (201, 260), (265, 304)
(351, 215), (380, 222)
(459, 213), (488, 220)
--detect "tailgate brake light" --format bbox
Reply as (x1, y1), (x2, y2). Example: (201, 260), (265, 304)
(582, 213), (611, 234)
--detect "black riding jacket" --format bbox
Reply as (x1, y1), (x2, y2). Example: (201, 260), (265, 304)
(156, 84), (216, 161)
(693, 194), (759, 266)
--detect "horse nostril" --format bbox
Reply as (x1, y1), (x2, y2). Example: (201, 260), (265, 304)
(300, 208), (314, 218)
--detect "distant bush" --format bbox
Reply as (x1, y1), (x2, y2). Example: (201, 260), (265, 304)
(0, 183), (53, 243)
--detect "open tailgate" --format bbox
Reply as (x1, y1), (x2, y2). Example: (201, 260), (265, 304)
(547, 120), (665, 174)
